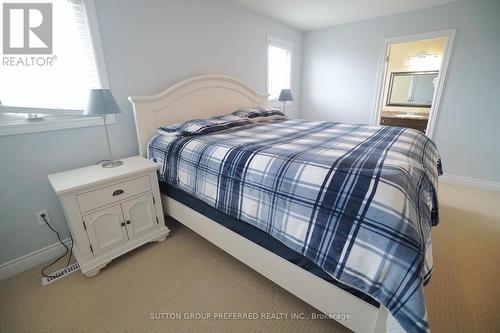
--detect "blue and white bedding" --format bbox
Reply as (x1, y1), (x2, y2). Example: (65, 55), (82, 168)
(149, 119), (442, 333)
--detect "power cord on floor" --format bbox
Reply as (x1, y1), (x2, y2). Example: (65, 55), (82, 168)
(40, 214), (74, 278)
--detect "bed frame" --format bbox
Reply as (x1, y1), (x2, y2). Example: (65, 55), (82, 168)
(129, 74), (391, 333)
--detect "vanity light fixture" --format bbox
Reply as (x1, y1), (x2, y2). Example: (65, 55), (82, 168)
(408, 52), (440, 70)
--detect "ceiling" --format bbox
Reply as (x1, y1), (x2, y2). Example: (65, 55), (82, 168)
(228, 0), (456, 31)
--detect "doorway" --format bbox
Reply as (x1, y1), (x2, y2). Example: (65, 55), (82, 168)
(372, 30), (455, 137)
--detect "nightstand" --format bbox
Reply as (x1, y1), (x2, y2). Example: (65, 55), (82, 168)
(48, 156), (169, 277)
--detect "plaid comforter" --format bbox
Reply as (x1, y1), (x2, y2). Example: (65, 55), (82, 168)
(149, 119), (442, 333)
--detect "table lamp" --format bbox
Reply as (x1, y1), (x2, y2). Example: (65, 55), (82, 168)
(278, 89), (294, 114)
(84, 89), (123, 168)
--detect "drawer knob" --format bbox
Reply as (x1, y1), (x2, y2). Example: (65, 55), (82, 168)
(113, 189), (124, 196)
(126, 220), (131, 225)
(120, 222), (126, 227)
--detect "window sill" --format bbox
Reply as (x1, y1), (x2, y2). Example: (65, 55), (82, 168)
(0, 113), (115, 136)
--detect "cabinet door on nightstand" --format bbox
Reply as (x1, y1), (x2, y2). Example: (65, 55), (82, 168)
(121, 193), (158, 239)
(82, 204), (129, 256)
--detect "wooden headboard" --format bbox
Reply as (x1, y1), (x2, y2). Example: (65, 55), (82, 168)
(128, 74), (268, 156)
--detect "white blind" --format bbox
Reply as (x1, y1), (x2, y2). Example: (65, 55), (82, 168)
(0, 0), (101, 111)
(267, 41), (292, 101)
(68, 0), (101, 90)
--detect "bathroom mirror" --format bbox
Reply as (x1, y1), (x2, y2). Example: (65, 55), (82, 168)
(386, 71), (439, 107)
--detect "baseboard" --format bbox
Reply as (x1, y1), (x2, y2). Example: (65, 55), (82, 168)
(441, 174), (500, 192)
(0, 238), (71, 281)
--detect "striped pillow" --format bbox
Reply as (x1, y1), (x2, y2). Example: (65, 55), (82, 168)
(248, 114), (287, 123)
(232, 107), (285, 119)
(158, 114), (250, 136)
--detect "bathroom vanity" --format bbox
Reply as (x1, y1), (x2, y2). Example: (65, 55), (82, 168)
(380, 112), (428, 133)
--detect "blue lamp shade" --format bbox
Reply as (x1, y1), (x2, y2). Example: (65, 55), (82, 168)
(278, 89), (294, 102)
(84, 89), (121, 116)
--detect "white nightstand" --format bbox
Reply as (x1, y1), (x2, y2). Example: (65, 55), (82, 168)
(48, 156), (170, 277)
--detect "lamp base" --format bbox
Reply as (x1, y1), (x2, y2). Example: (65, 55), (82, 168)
(101, 160), (123, 168)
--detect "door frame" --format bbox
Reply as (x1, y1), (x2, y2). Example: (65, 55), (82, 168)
(371, 29), (456, 138)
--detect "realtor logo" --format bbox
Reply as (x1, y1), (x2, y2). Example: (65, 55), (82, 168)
(2, 3), (53, 54)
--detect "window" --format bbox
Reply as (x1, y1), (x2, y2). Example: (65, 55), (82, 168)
(0, 0), (110, 135)
(267, 37), (292, 102)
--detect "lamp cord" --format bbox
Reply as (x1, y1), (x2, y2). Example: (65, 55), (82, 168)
(40, 215), (74, 278)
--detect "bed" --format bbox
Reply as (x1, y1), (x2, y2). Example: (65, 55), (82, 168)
(129, 75), (441, 333)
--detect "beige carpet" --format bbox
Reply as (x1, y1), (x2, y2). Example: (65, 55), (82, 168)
(0, 182), (499, 333)
(423, 182), (500, 333)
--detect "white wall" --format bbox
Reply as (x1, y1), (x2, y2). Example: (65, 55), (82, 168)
(301, 0), (500, 182)
(0, 0), (302, 268)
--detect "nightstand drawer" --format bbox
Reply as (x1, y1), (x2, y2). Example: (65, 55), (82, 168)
(77, 175), (152, 212)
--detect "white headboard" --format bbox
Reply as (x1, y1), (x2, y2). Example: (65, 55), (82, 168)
(128, 74), (268, 156)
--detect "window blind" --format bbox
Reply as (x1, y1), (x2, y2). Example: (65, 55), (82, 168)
(0, 0), (102, 113)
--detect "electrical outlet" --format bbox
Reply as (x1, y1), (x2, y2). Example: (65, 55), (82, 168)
(36, 209), (49, 225)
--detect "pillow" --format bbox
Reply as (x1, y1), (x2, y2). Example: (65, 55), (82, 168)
(156, 124), (183, 136)
(232, 108), (266, 119)
(212, 114), (246, 122)
(248, 114), (287, 123)
(232, 107), (285, 119)
(157, 114), (250, 136)
(262, 108), (286, 117)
